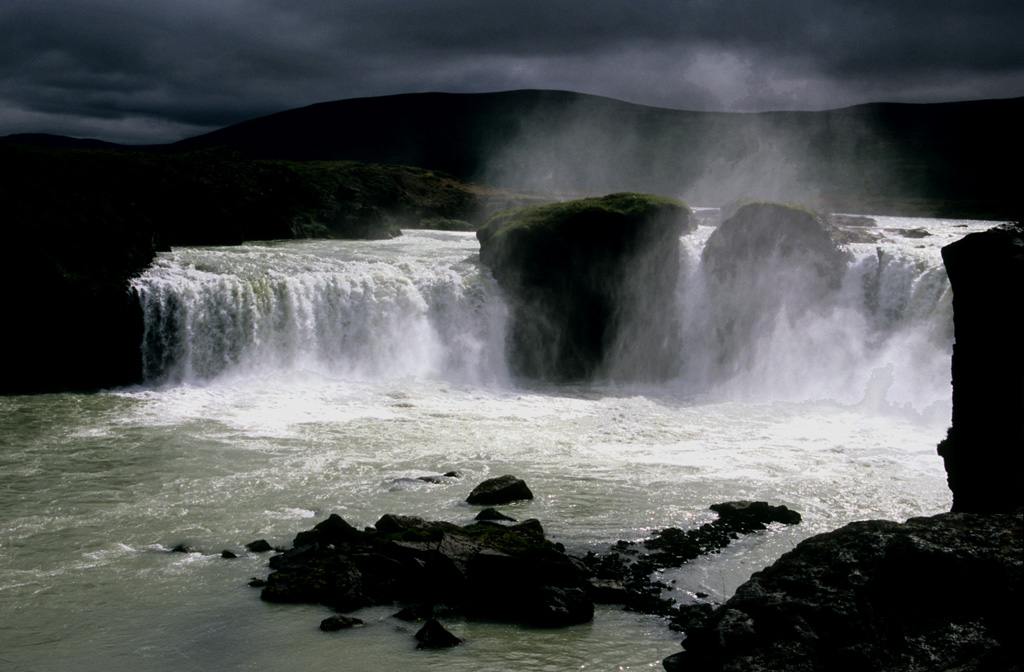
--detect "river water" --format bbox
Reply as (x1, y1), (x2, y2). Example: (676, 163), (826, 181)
(0, 215), (995, 670)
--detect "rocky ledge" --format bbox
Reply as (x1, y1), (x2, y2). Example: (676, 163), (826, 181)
(663, 510), (1023, 672)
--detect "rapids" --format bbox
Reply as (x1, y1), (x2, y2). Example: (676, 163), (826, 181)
(0, 216), (997, 670)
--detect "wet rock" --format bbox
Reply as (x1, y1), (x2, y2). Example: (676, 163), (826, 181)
(245, 539), (273, 552)
(466, 475), (534, 505)
(415, 619), (463, 649)
(700, 202), (850, 376)
(665, 510), (1023, 672)
(709, 500), (801, 527)
(393, 604), (433, 622)
(374, 513), (461, 537)
(293, 513), (365, 547)
(667, 602), (714, 633)
(261, 552), (368, 612)
(256, 510), (594, 629)
(585, 501), (802, 615)
(416, 475), (452, 484)
(319, 614), (363, 631)
(221, 549), (237, 559)
(170, 544), (199, 554)
(588, 578), (629, 604)
(475, 507), (517, 522)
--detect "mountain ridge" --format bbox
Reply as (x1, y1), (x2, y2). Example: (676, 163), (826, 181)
(5, 89), (1020, 217)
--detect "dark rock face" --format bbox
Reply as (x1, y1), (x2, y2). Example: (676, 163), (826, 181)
(466, 475), (534, 505)
(699, 202), (849, 379)
(665, 511), (1023, 672)
(938, 223), (1024, 513)
(477, 192), (693, 380)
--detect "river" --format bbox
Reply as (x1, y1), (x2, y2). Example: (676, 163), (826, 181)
(0, 215), (995, 670)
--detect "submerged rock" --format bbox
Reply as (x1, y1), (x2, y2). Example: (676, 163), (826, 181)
(477, 192), (692, 380)
(663, 510), (1023, 672)
(466, 475), (534, 505)
(320, 615), (364, 631)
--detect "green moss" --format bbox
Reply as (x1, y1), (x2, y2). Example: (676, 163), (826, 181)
(721, 198), (824, 224)
(479, 192), (689, 244)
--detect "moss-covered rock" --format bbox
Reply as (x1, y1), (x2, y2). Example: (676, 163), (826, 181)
(477, 193), (693, 380)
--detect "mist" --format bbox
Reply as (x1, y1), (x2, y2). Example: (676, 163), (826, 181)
(477, 93), (922, 212)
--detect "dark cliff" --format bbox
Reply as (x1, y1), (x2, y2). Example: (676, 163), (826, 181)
(938, 223), (1024, 513)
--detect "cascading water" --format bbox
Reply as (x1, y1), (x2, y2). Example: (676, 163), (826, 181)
(132, 221), (956, 414)
(133, 233), (511, 386)
(0, 216), (997, 671)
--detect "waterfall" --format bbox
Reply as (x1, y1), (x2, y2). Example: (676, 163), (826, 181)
(131, 235), (511, 386)
(132, 225), (960, 412)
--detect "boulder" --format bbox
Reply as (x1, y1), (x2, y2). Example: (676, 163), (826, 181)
(466, 475), (534, 505)
(415, 619), (463, 649)
(245, 539), (273, 553)
(475, 507), (517, 522)
(699, 202), (849, 377)
(477, 192), (693, 380)
(938, 223), (1024, 513)
(665, 510), (1023, 672)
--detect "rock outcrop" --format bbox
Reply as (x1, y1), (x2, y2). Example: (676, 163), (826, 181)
(699, 202), (849, 378)
(663, 510), (1022, 672)
(585, 502), (802, 615)
(477, 192), (692, 380)
(258, 512), (595, 628)
(253, 500), (800, 638)
(466, 475), (534, 505)
(938, 222), (1024, 513)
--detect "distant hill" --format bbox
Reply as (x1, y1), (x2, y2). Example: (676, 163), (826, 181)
(167, 90), (1024, 218)
(6, 90), (1021, 217)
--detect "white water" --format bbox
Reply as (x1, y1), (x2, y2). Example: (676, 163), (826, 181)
(0, 219), (995, 671)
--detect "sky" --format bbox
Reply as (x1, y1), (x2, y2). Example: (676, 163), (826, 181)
(2, 0), (1022, 144)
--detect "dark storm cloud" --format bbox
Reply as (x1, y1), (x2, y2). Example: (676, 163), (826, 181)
(1, 0), (1021, 143)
